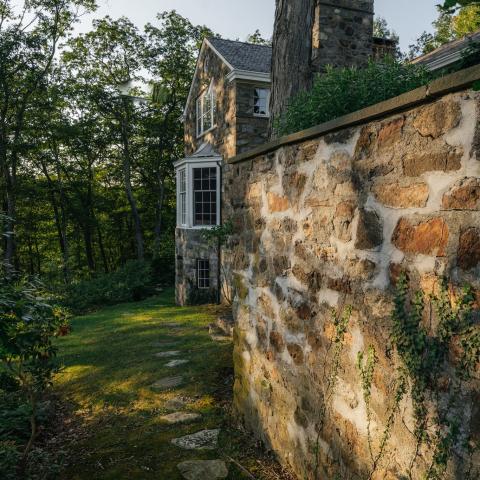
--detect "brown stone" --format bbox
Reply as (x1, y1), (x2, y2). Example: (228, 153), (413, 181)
(287, 344), (304, 365)
(442, 177), (480, 210)
(372, 182), (429, 209)
(403, 147), (463, 176)
(377, 116), (404, 148)
(388, 263), (404, 285)
(392, 217), (449, 257)
(355, 209), (383, 250)
(267, 192), (289, 212)
(355, 125), (376, 160)
(413, 100), (462, 139)
(458, 227), (480, 270)
(269, 331), (285, 353)
(327, 277), (352, 294)
(296, 302), (314, 321)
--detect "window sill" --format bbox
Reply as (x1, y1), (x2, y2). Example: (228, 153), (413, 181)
(253, 113), (270, 118)
(177, 225), (219, 230)
(196, 125), (217, 140)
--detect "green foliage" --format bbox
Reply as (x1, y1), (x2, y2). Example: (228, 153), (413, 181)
(201, 220), (235, 247)
(0, 440), (20, 480)
(442, 0), (480, 13)
(0, 277), (68, 471)
(313, 306), (352, 478)
(410, 4), (480, 57)
(64, 260), (155, 313)
(275, 58), (431, 136)
(391, 275), (480, 478)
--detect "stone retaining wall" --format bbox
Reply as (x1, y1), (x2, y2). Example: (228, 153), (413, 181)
(223, 87), (480, 479)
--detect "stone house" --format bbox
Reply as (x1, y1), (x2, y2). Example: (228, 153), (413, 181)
(174, 0), (402, 306)
(173, 1), (480, 478)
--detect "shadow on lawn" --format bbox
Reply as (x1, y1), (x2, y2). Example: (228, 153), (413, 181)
(50, 292), (291, 480)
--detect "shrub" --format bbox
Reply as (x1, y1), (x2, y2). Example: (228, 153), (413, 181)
(0, 440), (21, 480)
(64, 260), (155, 313)
(0, 278), (68, 470)
(275, 57), (432, 136)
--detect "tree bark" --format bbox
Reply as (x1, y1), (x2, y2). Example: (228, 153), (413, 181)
(120, 98), (144, 261)
(268, 0), (316, 138)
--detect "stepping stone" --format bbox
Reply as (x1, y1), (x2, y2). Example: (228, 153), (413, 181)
(177, 460), (228, 480)
(151, 376), (183, 391)
(165, 396), (190, 411)
(160, 412), (201, 424)
(171, 429), (220, 450)
(164, 322), (182, 328)
(154, 351), (180, 358)
(210, 334), (231, 343)
(165, 359), (189, 368)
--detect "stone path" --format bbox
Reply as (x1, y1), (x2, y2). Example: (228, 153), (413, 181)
(171, 429), (220, 450)
(165, 359), (189, 368)
(160, 412), (201, 424)
(154, 350), (180, 358)
(151, 375), (184, 391)
(151, 326), (229, 480)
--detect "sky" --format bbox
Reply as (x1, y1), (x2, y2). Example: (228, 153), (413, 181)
(75, 0), (440, 54)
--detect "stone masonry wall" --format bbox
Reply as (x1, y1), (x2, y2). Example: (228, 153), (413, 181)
(235, 80), (270, 154)
(223, 89), (480, 479)
(184, 45), (236, 158)
(312, 0), (374, 71)
(175, 228), (219, 306)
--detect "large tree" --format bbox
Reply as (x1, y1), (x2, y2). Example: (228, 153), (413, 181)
(268, 0), (316, 138)
(0, 0), (96, 271)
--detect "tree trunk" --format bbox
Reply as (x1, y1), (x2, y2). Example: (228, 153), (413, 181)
(154, 174), (165, 252)
(269, 0), (316, 138)
(120, 100), (144, 261)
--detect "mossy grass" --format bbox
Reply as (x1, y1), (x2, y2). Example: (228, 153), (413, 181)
(54, 290), (290, 479)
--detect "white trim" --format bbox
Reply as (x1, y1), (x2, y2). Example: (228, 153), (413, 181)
(413, 50), (463, 71)
(174, 157), (221, 229)
(226, 69), (271, 83)
(182, 39), (271, 119)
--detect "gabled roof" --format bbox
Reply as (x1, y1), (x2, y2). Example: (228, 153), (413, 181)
(412, 29), (480, 71)
(207, 37), (272, 74)
(182, 38), (272, 119)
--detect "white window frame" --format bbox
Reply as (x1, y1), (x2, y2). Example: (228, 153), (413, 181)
(177, 168), (187, 227)
(197, 259), (211, 289)
(253, 88), (270, 118)
(174, 157), (221, 230)
(196, 81), (216, 137)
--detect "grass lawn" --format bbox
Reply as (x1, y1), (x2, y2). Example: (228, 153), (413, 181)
(53, 289), (290, 480)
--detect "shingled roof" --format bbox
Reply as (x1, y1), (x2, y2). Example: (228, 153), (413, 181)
(412, 30), (480, 71)
(208, 37), (272, 73)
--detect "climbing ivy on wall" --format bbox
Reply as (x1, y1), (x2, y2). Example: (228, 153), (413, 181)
(353, 275), (480, 479)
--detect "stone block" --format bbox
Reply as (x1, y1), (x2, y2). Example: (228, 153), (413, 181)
(355, 209), (383, 250)
(267, 192), (289, 213)
(392, 217), (449, 257)
(442, 177), (480, 210)
(403, 146), (463, 177)
(413, 100), (461, 139)
(458, 227), (480, 270)
(372, 182), (429, 208)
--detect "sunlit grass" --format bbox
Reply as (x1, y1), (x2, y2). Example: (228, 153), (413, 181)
(54, 289), (241, 479)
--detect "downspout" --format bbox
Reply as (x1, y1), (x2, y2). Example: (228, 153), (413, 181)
(216, 160), (222, 305)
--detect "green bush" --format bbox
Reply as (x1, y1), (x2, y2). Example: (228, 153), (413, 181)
(65, 260), (155, 313)
(0, 440), (21, 480)
(0, 278), (67, 473)
(275, 57), (432, 136)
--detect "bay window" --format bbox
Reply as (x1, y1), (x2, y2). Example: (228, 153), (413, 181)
(174, 158), (220, 229)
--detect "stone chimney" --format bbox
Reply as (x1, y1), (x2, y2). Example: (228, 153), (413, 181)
(312, 0), (374, 71)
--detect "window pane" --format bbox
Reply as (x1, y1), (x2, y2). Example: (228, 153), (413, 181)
(193, 167), (217, 226)
(254, 88), (269, 116)
(197, 259), (210, 289)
